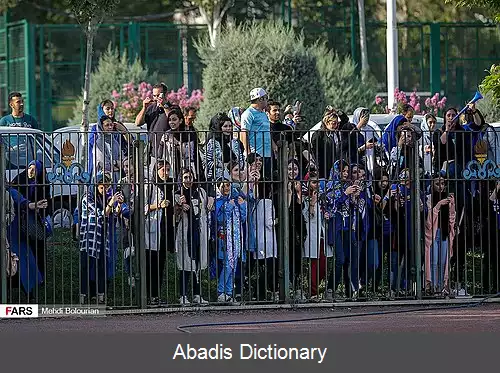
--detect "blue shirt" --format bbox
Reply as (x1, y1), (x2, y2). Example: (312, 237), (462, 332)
(0, 113), (38, 129)
(241, 106), (271, 158)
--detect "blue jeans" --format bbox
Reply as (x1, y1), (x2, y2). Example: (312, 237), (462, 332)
(330, 230), (359, 293)
(217, 258), (235, 296)
(360, 239), (379, 287)
(431, 229), (448, 290)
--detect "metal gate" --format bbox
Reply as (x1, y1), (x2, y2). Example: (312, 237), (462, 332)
(0, 17), (35, 119)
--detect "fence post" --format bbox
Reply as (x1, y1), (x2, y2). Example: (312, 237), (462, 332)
(278, 137), (290, 302)
(0, 141), (6, 304)
(134, 139), (147, 308)
(430, 23), (441, 96)
(412, 145), (423, 300)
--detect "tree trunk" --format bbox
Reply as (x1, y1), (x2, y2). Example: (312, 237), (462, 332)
(357, 0), (369, 80)
(80, 19), (95, 170)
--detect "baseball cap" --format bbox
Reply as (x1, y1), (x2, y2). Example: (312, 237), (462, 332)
(249, 88), (267, 101)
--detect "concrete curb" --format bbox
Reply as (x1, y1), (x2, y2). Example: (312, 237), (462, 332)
(34, 296), (500, 319)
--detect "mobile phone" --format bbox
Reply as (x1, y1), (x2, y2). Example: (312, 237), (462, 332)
(367, 138), (376, 143)
(293, 101), (301, 115)
(391, 184), (398, 191)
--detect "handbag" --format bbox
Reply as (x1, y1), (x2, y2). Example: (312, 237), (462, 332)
(20, 209), (53, 241)
(5, 249), (19, 277)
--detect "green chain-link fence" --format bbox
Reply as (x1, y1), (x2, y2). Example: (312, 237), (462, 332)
(1, 16), (499, 130)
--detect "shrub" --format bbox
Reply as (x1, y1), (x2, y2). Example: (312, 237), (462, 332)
(312, 42), (377, 114)
(372, 88), (447, 116)
(111, 83), (204, 123)
(194, 22), (327, 129)
(477, 90), (500, 123)
(68, 45), (157, 125)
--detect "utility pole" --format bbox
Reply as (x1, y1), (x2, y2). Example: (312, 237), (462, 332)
(386, 0), (399, 111)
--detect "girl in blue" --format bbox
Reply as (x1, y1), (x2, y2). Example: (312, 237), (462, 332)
(215, 178), (247, 303)
(324, 161), (365, 299)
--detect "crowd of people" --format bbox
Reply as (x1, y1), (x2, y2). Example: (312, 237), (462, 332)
(2, 84), (500, 306)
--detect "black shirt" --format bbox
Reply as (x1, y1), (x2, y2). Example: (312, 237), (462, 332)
(145, 104), (170, 158)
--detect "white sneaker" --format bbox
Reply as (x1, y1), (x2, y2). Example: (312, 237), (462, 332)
(325, 289), (334, 302)
(179, 296), (190, 305)
(193, 295), (209, 305)
(217, 294), (232, 303)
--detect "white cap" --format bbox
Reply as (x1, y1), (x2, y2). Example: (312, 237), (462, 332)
(249, 88), (267, 101)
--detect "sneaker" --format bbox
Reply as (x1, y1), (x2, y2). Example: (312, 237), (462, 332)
(217, 294), (232, 303)
(271, 291), (280, 302)
(334, 290), (345, 301)
(293, 290), (307, 302)
(149, 297), (160, 306)
(325, 289), (334, 302)
(79, 294), (87, 305)
(97, 293), (105, 304)
(193, 295), (209, 305)
(457, 288), (471, 298)
(179, 296), (190, 305)
(128, 276), (135, 288)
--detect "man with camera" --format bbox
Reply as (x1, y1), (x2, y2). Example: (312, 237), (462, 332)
(134, 82), (172, 165)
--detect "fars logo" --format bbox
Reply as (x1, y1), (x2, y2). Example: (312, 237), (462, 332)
(0, 305), (39, 318)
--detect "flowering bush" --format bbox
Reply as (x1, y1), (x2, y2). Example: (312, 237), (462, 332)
(372, 88), (447, 116)
(111, 82), (204, 122)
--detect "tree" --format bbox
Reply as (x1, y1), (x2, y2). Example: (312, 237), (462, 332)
(357, 0), (369, 79)
(68, 0), (119, 168)
(191, 0), (234, 47)
(444, 0), (500, 21)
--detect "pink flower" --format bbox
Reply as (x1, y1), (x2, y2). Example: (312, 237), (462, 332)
(431, 96), (438, 106)
(414, 103), (421, 113)
(375, 96), (383, 105)
(425, 98), (431, 107)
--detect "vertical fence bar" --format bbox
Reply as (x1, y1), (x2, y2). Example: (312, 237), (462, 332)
(413, 140), (422, 299)
(0, 141), (6, 304)
(134, 139), (147, 308)
(279, 137), (290, 302)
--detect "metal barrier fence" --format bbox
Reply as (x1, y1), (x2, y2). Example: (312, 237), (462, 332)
(1, 121), (499, 308)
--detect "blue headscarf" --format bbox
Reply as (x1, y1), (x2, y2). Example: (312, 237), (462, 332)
(27, 160), (43, 200)
(382, 115), (408, 152)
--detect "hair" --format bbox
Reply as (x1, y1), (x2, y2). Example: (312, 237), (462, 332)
(246, 152), (262, 165)
(153, 83), (168, 93)
(374, 167), (389, 181)
(424, 113), (437, 122)
(432, 170), (447, 180)
(308, 170), (319, 180)
(8, 92), (22, 102)
(166, 105), (185, 129)
(209, 112), (232, 132)
(444, 107), (458, 116)
(266, 100), (281, 111)
(183, 106), (197, 116)
(401, 104), (414, 114)
(100, 99), (114, 108)
(227, 159), (240, 174)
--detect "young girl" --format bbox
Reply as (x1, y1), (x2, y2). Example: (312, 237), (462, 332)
(174, 168), (209, 305)
(287, 159), (306, 300)
(424, 173), (456, 296)
(79, 173), (122, 304)
(143, 160), (176, 305)
(254, 182), (279, 301)
(215, 178), (247, 303)
(324, 162), (361, 300)
(302, 170), (332, 300)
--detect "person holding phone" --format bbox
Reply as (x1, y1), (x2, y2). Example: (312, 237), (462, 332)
(352, 107), (377, 174)
(424, 173), (456, 296)
(134, 83), (172, 165)
(79, 172), (123, 305)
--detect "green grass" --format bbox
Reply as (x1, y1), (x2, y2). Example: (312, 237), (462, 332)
(6, 228), (492, 307)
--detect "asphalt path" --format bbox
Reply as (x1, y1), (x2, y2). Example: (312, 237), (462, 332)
(1, 303), (500, 334)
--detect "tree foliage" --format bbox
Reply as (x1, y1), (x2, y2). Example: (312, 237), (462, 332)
(312, 42), (377, 114)
(195, 22), (327, 129)
(479, 64), (500, 108)
(69, 45), (157, 125)
(444, 0), (500, 21)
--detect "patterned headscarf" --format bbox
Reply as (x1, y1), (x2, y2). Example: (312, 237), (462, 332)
(228, 107), (244, 132)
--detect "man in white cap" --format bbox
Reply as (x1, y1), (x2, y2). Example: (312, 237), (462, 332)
(240, 87), (273, 179)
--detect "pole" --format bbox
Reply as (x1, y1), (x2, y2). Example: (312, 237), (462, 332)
(411, 145), (422, 300)
(386, 0), (399, 111)
(134, 140), (147, 308)
(279, 137), (290, 302)
(0, 142), (6, 304)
